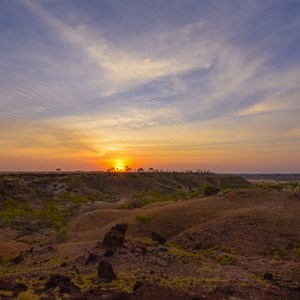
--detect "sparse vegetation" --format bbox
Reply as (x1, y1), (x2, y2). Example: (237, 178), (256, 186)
(257, 181), (299, 192)
(0, 172), (299, 299)
(135, 214), (152, 225)
(216, 255), (234, 265)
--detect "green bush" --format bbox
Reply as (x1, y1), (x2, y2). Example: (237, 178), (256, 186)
(217, 255), (234, 265)
(135, 214), (152, 225)
(0, 198), (28, 227)
(273, 246), (287, 259)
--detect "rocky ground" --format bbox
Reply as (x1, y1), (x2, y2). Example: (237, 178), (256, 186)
(0, 173), (300, 299)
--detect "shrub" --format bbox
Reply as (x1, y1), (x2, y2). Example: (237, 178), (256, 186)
(135, 214), (152, 225)
(217, 255), (233, 265)
(273, 246), (287, 259)
(203, 186), (220, 196)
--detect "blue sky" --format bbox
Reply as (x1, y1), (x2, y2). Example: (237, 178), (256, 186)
(0, 0), (300, 172)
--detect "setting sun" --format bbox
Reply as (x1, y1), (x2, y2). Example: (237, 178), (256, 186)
(114, 159), (125, 171)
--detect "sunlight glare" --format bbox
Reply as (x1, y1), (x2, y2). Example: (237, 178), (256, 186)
(114, 159), (125, 171)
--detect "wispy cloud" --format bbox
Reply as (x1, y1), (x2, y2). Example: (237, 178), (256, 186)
(1, 0), (300, 171)
(25, 0), (214, 97)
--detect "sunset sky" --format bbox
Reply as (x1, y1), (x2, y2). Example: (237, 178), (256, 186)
(1, 0), (300, 172)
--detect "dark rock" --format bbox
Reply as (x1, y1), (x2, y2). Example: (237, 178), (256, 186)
(203, 186), (220, 196)
(140, 247), (147, 255)
(71, 265), (80, 273)
(158, 246), (169, 252)
(13, 283), (28, 296)
(103, 223), (128, 247)
(45, 275), (80, 294)
(152, 241), (160, 247)
(151, 232), (166, 245)
(193, 242), (201, 250)
(60, 262), (68, 267)
(115, 223), (128, 234)
(133, 280), (143, 292)
(211, 286), (235, 296)
(263, 272), (273, 281)
(45, 275), (71, 289)
(98, 260), (117, 282)
(10, 254), (24, 265)
(86, 253), (98, 264)
(0, 279), (11, 290)
(104, 249), (115, 257)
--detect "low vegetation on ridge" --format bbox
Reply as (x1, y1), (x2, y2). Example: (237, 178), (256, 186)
(0, 172), (300, 299)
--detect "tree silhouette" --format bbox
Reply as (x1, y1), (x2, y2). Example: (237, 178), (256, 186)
(125, 166), (132, 172)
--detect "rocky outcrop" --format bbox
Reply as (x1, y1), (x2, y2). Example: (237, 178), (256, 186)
(102, 223), (128, 247)
(98, 260), (117, 282)
(10, 254), (24, 265)
(151, 232), (166, 244)
(263, 272), (273, 281)
(203, 186), (220, 196)
(45, 275), (80, 295)
(86, 253), (98, 264)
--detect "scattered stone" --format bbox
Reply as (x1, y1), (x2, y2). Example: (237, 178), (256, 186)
(140, 247), (147, 255)
(13, 283), (28, 295)
(104, 249), (115, 257)
(10, 254), (24, 265)
(45, 275), (71, 290)
(60, 262), (68, 268)
(71, 265), (80, 273)
(98, 260), (117, 282)
(86, 253), (98, 264)
(0, 279), (11, 290)
(103, 223), (128, 247)
(133, 280), (144, 292)
(203, 186), (220, 196)
(158, 246), (169, 252)
(263, 272), (273, 281)
(0, 281), (27, 297)
(211, 286), (235, 296)
(193, 242), (202, 250)
(45, 274), (80, 294)
(151, 232), (166, 245)
(115, 223), (128, 234)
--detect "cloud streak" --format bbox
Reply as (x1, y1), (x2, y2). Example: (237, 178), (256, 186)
(1, 0), (300, 171)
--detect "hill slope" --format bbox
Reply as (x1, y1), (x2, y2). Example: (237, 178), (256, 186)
(1, 173), (300, 299)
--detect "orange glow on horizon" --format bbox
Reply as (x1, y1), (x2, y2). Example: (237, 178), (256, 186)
(103, 158), (135, 172)
(114, 159), (124, 171)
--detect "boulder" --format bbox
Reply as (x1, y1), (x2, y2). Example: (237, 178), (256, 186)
(103, 223), (128, 247)
(151, 232), (166, 245)
(45, 275), (80, 294)
(86, 253), (98, 264)
(98, 260), (117, 282)
(10, 254), (24, 265)
(104, 249), (115, 257)
(263, 272), (273, 281)
(203, 186), (220, 196)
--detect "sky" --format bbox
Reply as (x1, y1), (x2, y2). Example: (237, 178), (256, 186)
(1, 0), (300, 173)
